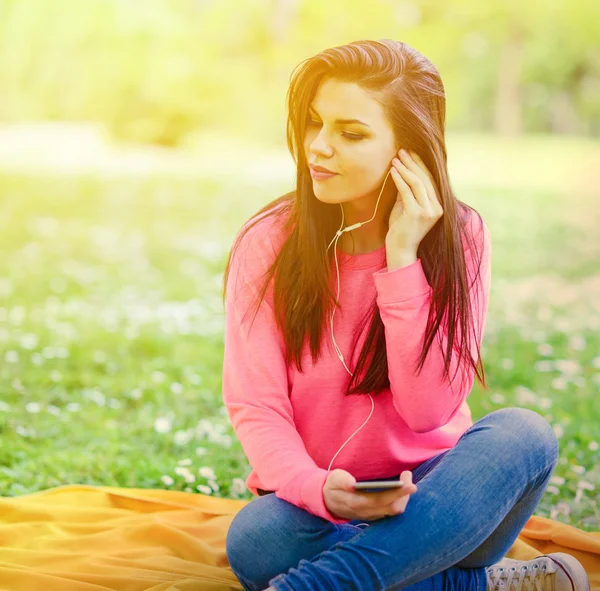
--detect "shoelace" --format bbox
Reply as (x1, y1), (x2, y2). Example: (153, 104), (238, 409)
(487, 562), (549, 591)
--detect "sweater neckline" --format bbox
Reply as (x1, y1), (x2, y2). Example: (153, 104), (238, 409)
(332, 244), (387, 270)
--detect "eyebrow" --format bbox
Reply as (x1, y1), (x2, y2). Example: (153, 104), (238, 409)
(308, 106), (371, 128)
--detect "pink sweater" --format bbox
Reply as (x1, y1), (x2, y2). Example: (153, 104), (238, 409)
(222, 206), (492, 524)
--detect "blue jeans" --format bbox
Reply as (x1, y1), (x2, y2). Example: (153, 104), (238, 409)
(226, 407), (559, 591)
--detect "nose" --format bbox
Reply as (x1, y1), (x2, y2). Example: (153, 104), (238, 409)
(307, 128), (334, 157)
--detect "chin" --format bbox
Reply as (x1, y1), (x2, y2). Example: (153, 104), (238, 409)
(313, 186), (353, 204)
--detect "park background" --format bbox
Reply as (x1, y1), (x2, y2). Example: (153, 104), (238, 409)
(0, 0), (598, 532)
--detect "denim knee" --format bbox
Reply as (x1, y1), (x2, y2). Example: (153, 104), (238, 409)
(488, 406), (559, 467)
(226, 495), (315, 587)
(226, 499), (265, 582)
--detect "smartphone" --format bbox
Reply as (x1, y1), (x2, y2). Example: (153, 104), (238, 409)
(353, 480), (405, 493)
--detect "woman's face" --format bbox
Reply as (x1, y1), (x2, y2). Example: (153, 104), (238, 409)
(303, 78), (398, 208)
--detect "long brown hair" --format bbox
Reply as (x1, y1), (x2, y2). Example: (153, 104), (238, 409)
(222, 39), (489, 398)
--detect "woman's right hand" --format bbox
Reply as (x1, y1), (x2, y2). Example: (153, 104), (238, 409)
(324, 469), (418, 521)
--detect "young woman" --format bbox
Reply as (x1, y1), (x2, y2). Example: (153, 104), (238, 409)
(222, 39), (590, 591)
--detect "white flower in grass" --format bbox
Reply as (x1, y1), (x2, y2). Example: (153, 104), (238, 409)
(514, 386), (537, 406)
(208, 480), (220, 491)
(589, 441), (598, 451)
(550, 476), (566, 486)
(555, 359), (582, 375)
(552, 423), (564, 438)
(42, 347), (55, 358)
(546, 485), (560, 495)
(570, 465), (586, 475)
(574, 484), (593, 504)
(9, 306), (25, 325)
(534, 360), (554, 372)
(31, 353), (44, 365)
(55, 346), (69, 358)
(196, 484), (212, 495)
(184, 487), (193, 493)
(578, 481), (595, 491)
(154, 417), (172, 433)
(550, 502), (570, 519)
(20, 333), (39, 350)
(231, 478), (247, 495)
(66, 402), (81, 412)
(50, 370), (62, 382)
(209, 432), (232, 448)
(5, 350), (19, 363)
(26, 402), (41, 413)
(592, 357), (600, 369)
(568, 335), (586, 351)
(177, 458), (193, 466)
(161, 475), (174, 486)
(129, 388), (143, 399)
(551, 377), (568, 390)
(537, 343), (553, 356)
(198, 467), (217, 480)
(151, 371), (166, 384)
(0, 401), (11, 412)
(11, 378), (24, 392)
(195, 446), (208, 456)
(174, 430), (193, 445)
(170, 382), (183, 394)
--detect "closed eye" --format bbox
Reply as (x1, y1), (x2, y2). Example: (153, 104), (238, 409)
(306, 119), (364, 141)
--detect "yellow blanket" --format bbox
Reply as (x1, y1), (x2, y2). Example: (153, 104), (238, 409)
(0, 484), (598, 590)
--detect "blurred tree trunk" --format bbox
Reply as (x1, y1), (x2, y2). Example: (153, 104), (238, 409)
(494, 20), (523, 136)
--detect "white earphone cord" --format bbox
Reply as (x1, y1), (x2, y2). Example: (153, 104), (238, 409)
(325, 168), (394, 474)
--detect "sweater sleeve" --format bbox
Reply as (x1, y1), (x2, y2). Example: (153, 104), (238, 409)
(372, 214), (492, 433)
(222, 224), (352, 524)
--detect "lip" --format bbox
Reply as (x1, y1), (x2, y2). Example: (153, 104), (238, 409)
(310, 164), (336, 174)
(310, 166), (338, 180)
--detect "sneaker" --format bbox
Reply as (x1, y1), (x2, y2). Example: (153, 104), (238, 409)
(486, 552), (591, 591)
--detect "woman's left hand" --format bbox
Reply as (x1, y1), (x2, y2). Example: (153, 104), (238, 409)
(386, 148), (444, 255)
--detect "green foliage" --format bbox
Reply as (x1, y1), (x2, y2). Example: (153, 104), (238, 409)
(0, 0), (598, 145)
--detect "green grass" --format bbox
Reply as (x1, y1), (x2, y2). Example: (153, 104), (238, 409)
(0, 133), (598, 533)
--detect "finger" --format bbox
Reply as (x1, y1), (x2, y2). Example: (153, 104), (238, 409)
(357, 480), (418, 519)
(400, 150), (440, 210)
(389, 165), (419, 213)
(388, 493), (410, 516)
(407, 151), (443, 210)
(392, 157), (430, 210)
(384, 473), (417, 515)
(378, 488), (416, 519)
(395, 472), (417, 499)
(407, 151), (435, 184)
